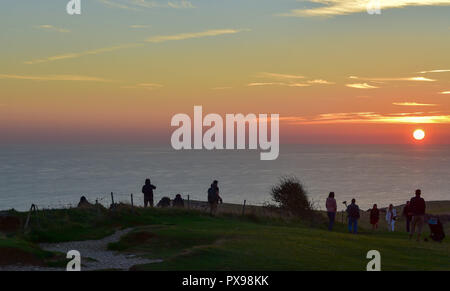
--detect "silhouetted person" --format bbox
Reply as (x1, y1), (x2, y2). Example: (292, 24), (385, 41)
(370, 204), (380, 230)
(157, 197), (171, 208)
(77, 196), (93, 208)
(346, 198), (360, 234)
(207, 180), (222, 216)
(326, 192), (337, 231)
(386, 204), (397, 232)
(409, 189), (426, 241)
(402, 201), (412, 233)
(142, 178), (156, 208)
(173, 194), (184, 208)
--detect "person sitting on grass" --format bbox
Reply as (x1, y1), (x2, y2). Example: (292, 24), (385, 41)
(173, 194), (184, 208)
(386, 204), (397, 232)
(77, 196), (93, 208)
(207, 180), (223, 216)
(157, 197), (171, 208)
(370, 204), (380, 230)
(326, 192), (337, 231)
(346, 198), (360, 234)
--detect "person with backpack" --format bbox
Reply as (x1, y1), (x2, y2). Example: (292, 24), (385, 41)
(326, 192), (337, 231)
(386, 204), (397, 232)
(409, 189), (426, 241)
(207, 180), (222, 216)
(346, 198), (360, 234)
(142, 178), (156, 208)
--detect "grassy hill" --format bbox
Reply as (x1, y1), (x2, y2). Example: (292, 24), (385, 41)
(0, 203), (449, 271)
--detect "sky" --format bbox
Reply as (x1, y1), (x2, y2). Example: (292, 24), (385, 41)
(1, 0), (450, 145)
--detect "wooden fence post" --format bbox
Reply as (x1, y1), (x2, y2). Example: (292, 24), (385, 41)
(242, 200), (246, 216)
(131, 193), (134, 207)
(24, 204), (37, 230)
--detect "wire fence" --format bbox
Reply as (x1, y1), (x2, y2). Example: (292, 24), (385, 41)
(26, 192), (271, 215)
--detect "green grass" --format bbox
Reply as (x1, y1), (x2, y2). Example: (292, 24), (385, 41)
(2, 204), (449, 270)
(0, 235), (66, 266)
(118, 214), (449, 271)
(0, 235), (51, 259)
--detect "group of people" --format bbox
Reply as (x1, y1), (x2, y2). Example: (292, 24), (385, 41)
(142, 178), (433, 241)
(141, 178), (223, 215)
(141, 178), (185, 208)
(326, 189), (427, 241)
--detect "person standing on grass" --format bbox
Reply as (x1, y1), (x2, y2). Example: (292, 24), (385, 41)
(346, 198), (360, 234)
(402, 201), (412, 233)
(326, 192), (337, 231)
(207, 180), (222, 216)
(386, 204), (397, 232)
(409, 189), (426, 241)
(370, 204), (380, 230)
(142, 178), (156, 208)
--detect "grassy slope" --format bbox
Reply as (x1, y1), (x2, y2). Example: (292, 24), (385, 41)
(1, 205), (449, 270)
(107, 209), (450, 271)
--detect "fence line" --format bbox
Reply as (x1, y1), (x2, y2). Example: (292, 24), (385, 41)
(24, 192), (269, 213)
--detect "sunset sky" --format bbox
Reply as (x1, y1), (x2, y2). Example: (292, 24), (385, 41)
(1, 0), (450, 144)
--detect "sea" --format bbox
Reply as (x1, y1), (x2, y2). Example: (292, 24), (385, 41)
(0, 144), (449, 211)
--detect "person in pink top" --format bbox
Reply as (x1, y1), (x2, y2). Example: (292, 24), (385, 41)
(326, 192), (337, 231)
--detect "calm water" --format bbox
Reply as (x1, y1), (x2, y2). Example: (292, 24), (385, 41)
(0, 144), (449, 211)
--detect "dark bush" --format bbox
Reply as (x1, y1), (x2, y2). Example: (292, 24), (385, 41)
(270, 176), (314, 218)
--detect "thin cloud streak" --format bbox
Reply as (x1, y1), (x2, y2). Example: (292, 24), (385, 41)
(282, 0), (450, 17)
(98, 0), (194, 10)
(259, 72), (305, 80)
(212, 87), (232, 90)
(168, 0), (194, 8)
(36, 25), (70, 33)
(307, 79), (335, 85)
(350, 76), (436, 82)
(281, 112), (450, 125)
(0, 74), (113, 82)
(98, 0), (139, 10)
(252, 73), (333, 87)
(145, 29), (246, 43)
(121, 83), (163, 89)
(393, 102), (437, 106)
(247, 82), (310, 87)
(25, 29), (245, 65)
(346, 83), (378, 89)
(24, 43), (143, 65)
(419, 69), (450, 74)
(130, 24), (151, 28)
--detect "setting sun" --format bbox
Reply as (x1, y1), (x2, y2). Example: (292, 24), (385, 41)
(413, 129), (426, 141)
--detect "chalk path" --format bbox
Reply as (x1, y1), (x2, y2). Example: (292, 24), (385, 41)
(0, 228), (161, 271)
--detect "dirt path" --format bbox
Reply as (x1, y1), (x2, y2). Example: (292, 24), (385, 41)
(0, 228), (161, 271)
